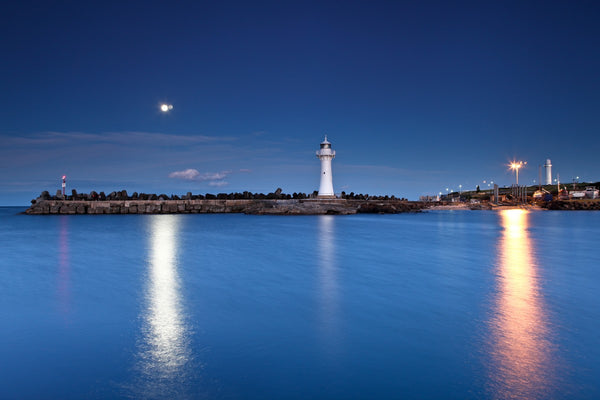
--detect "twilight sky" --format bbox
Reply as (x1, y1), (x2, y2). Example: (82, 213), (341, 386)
(1, 1), (599, 205)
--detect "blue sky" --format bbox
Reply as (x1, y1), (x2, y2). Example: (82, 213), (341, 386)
(1, 1), (599, 205)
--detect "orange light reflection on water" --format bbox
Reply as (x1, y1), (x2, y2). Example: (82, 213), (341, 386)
(488, 209), (555, 399)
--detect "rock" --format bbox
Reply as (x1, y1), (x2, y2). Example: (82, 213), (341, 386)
(60, 205), (77, 214)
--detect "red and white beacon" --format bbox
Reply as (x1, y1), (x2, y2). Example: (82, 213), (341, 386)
(62, 175), (66, 197)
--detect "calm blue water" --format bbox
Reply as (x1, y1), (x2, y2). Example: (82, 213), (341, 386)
(1, 207), (599, 399)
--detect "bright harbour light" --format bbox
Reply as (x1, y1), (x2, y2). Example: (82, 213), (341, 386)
(160, 104), (173, 112)
(510, 161), (527, 170)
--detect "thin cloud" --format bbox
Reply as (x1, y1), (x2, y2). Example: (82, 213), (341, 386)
(169, 169), (202, 181)
(169, 169), (231, 182)
(208, 181), (228, 187)
(3, 131), (234, 146)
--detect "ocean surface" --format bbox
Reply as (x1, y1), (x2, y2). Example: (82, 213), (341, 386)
(1, 207), (599, 399)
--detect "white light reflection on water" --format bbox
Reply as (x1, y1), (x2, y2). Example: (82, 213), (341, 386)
(317, 215), (340, 353)
(135, 215), (192, 398)
(57, 216), (71, 316)
(487, 209), (556, 399)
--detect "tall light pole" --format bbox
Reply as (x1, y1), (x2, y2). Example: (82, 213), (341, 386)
(510, 161), (527, 185)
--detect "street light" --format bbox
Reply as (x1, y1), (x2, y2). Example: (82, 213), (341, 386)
(510, 161), (527, 185)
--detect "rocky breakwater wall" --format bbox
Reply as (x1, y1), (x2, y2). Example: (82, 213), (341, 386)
(541, 199), (600, 210)
(26, 191), (425, 215)
(26, 199), (256, 215)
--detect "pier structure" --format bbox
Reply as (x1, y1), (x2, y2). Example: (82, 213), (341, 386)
(316, 136), (336, 198)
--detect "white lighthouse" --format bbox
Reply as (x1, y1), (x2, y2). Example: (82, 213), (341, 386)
(544, 158), (552, 185)
(316, 136), (336, 198)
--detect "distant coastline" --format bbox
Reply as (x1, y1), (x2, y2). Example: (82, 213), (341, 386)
(426, 200), (600, 211)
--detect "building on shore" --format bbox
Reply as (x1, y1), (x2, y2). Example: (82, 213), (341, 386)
(316, 136), (336, 198)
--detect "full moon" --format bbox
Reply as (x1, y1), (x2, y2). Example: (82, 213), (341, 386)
(160, 104), (173, 112)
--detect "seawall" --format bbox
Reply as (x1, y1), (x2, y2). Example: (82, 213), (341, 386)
(541, 200), (600, 210)
(25, 198), (425, 215)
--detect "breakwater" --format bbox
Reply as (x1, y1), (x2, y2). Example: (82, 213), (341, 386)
(26, 191), (424, 215)
(541, 200), (600, 210)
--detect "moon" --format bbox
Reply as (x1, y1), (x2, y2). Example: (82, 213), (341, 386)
(160, 104), (173, 112)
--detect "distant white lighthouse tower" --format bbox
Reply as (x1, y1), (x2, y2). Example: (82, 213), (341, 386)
(544, 158), (552, 185)
(316, 136), (336, 198)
